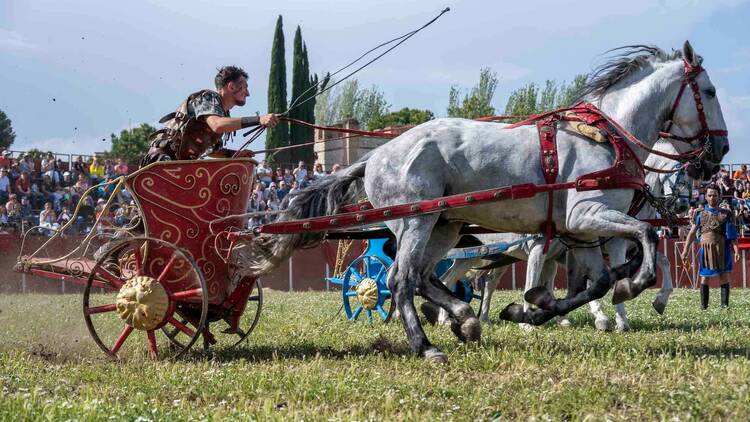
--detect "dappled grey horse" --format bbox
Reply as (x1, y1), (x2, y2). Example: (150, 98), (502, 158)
(236, 42), (728, 362)
(436, 141), (689, 331)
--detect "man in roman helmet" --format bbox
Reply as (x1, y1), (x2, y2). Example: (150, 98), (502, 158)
(681, 185), (740, 309)
(142, 65), (279, 166)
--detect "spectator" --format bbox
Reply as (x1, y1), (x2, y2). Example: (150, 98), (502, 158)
(18, 196), (32, 224)
(0, 168), (10, 204)
(293, 161), (308, 187)
(283, 168), (294, 185)
(41, 152), (60, 184)
(114, 158), (129, 176)
(0, 150), (11, 169)
(72, 155), (88, 180)
(330, 163), (342, 174)
(274, 167), (285, 184)
(39, 202), (59, 236)
(312, 162), (326, 180)
(256, 160), (273, 187)
(61, 171), (74, 188)
(252, 182), (265, 204)
(266, 186), (280, 211)
(96, 175), (116, 201)
(114, 205), (131, 226)
(716, 166), (733, 199)
(18, 154), (35, 176)
(289, 180), (300, 195)
(73, 174), (90, 196)
(8, 162), (20, 187)
(58, 206), (72, 230)
(103, 159), (115, 178)
(14, 172), (31, 201)
(277, 181), (289, 202)
(0, 205), (8, 231)
(89, 156), (105, 184)
(738, 207), (750, 234)
(40, 175), (60, 210)
(733, 164), (747, 181)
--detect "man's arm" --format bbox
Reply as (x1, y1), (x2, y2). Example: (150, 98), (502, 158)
(205, 114), (280, 134)
(681, 223), (698, 262)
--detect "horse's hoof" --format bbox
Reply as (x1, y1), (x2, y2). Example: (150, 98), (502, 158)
(518, 322), (537, 333)
(594, 317), (613, 332)
(558, 318), (573, 329)
(451, 317), (481, 342)
(499, 303), (526, 323)
(524, 287), (556, 311)
(612, 278), (633, 304)
(437, 309), (452, 326)
(479, 316), (492, 326)
(420, 302), (440, 326)
(423, 348), (448, 364)
(652, 299), (666, 315)
(615, 321), (631, 332)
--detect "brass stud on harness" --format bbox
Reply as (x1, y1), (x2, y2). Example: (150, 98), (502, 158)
(410, 205), (421, 212)
(356, 214), (365, 222)
(493, 191), (503, 199)
(438, 200), (448, 208)
(302, 222), (312, 230)
(465, 195), (475, 202)
(329, 218), (338, 226)
(383, 210), (392, 217)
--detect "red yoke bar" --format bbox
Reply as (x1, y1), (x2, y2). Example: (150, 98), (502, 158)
(258, 181), (576, 235)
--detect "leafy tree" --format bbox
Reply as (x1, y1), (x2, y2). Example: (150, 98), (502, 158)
(368, 107), (434, 131)
(355, 86), (389, 130)
(314, 73), (334, 126)
(447, 67), (498, 119)
(0, 109), (16, 150)
(556, 74), (588, 108)
(315, 79), (390, 129)
(266, 15), (290, 165)
(503, 73), (588, 121)
(109, 123), (156, 163)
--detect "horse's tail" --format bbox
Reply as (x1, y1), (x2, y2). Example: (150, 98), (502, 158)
(231, 160), (368, 276)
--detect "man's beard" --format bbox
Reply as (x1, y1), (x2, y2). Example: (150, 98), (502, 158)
(235, 98), (246, 106)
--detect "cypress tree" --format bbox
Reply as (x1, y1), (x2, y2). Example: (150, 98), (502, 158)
(289, 26), (307, 164)
(266, 15), (290, 166)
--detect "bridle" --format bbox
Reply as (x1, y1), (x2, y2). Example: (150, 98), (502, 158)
(657, 59), (729, 166)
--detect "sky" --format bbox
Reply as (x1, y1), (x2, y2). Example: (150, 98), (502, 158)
(1, 0), (749, 162)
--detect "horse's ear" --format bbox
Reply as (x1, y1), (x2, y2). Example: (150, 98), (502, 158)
(683, 40), (700, 66)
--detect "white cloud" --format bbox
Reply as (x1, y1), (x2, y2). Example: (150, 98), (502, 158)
(717, 89), (750, 163)
(0, 28), (40, 52)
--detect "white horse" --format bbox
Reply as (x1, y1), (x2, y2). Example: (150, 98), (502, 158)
(238, 42), (728, 362)
(436, 141), (689, 331)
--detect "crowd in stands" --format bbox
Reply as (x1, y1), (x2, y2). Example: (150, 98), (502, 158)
(0, 150), (135, 235)
(5, 147), (750, 239)
(247, 160), (341, 227)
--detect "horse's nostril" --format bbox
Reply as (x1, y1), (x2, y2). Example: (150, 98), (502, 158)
(712, 165), (720, 175)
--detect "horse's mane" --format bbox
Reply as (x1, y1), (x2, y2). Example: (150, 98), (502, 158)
(575, 45), (690, 102)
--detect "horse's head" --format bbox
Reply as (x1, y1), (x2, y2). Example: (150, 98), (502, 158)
(662, 41), (729, 181)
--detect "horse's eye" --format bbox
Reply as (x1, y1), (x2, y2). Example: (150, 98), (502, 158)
(705, 88), (716, 98)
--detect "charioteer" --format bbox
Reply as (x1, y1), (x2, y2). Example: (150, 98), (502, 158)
(142, 65), (279, 166)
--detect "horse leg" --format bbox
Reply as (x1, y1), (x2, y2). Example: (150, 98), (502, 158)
(652, 251), (674, 315)
(389, 216), (450, 362)
(479, 267), (504, 325)
(519, 240), (548, 332)
(558, 251), (612, 331)
(430, 258), (477, 326)
(604, 238), (631, 331)
(417, 224), (481, 343)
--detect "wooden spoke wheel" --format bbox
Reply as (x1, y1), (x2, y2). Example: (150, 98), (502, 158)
(341, 255), (394, 323)
(163, 280), (263, 350)
(83, 237), (208, 361)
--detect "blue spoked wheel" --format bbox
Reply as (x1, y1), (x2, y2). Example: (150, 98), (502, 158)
(438, 258), (486, 313)
(341, 255), (394, 323)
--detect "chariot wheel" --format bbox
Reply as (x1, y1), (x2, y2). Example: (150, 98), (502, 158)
(341, 255), (394, 323)
(163, 279), (263, 350)
(83, 236), (208, 361)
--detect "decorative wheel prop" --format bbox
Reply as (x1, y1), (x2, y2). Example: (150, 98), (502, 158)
(342, 255), (393, 323)
(83, 237), (208, 360)
(163, 279), (263, 350)
(437, 258), (486, 315)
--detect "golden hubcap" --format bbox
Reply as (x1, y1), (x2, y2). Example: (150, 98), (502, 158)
(116, 276), (169, 330)
(355, 278), (379, 310)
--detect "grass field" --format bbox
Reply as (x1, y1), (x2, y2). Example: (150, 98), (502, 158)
(2, 288), (750, 420)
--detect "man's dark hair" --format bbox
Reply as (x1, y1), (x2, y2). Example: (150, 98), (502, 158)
(215, 66), (248, 89)
(706, 184), (720, 193)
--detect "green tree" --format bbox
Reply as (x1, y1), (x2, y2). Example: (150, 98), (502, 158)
(0, 109), (16, 151)
(368, 107), (434, 131)
(355, 86), (390, 130)
(289, 27), (318, 164)
(109, 123), (156, 163)
(447, 67), (498, 119)
(314, 73), (334, 126)
(266, 15), (290, 165)
(556, 74), (588, 108)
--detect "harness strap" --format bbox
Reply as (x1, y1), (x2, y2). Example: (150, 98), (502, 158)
(537, 115), (560, 253)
